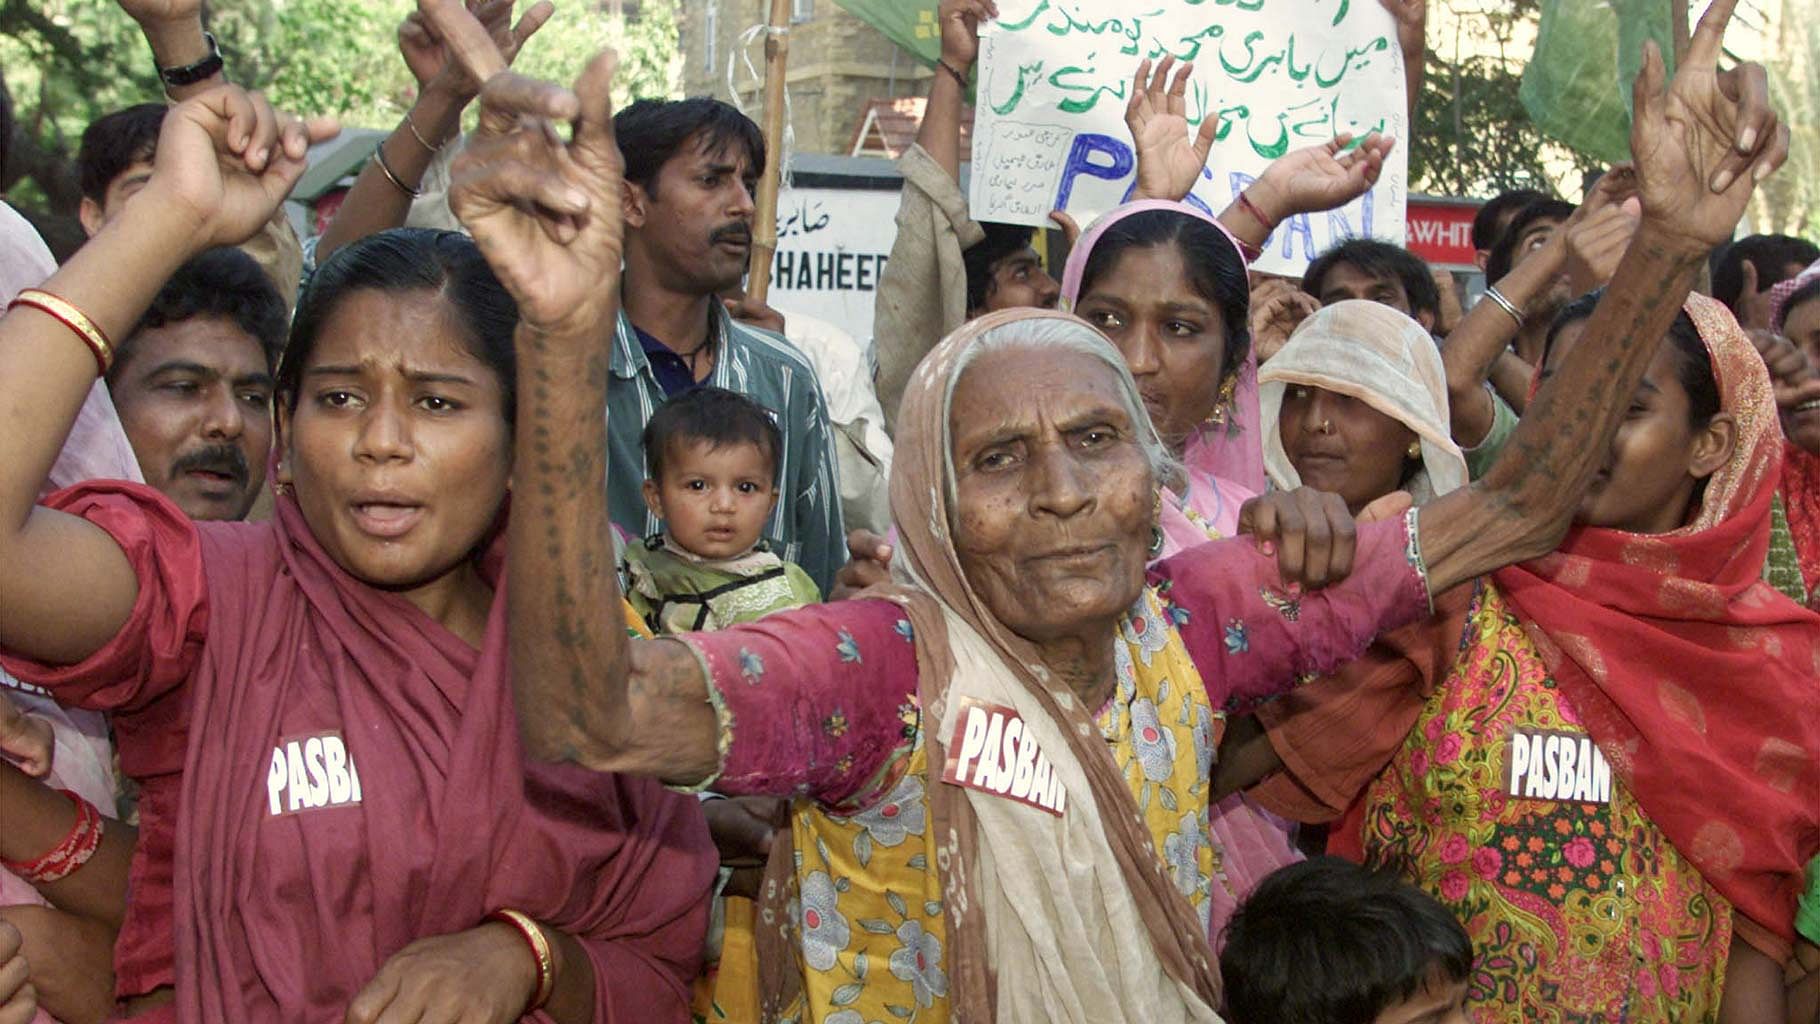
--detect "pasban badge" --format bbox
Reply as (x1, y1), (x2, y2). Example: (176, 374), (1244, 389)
(941, 697), (1068, 816)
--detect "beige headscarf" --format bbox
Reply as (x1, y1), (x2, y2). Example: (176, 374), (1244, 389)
(1257, 299), (1467, 502)
(879, 307), (1223, 1021)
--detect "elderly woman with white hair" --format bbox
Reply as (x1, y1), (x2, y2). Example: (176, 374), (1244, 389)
(466, 0), (1790, 1016)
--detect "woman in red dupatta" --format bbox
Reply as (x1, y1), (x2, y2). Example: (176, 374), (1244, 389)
(1259, 292), (1820, 1020)
(0, 75), (714, 1024)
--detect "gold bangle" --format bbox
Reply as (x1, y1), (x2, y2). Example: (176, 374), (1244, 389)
(371, 142), (423, 198)
(403, 112), (447, 153)
(10, 288), (114, 375)
(487, 908), (555, 1011)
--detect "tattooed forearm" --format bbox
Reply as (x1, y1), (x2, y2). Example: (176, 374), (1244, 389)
(506, 321), (721, 784)
(507, 324), (626, 764)
(1418, 220), (1706, 592)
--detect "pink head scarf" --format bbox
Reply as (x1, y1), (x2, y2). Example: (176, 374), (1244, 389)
(1060, 200), (1264, 539)
(1769, 257), (1820, 330)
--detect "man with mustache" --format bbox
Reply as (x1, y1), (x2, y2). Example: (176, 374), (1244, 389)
(609, 97), (846, 593)
(107, 246), (287, 523)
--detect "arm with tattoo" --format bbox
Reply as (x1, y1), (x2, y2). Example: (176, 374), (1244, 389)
(1415, 1), (1787, 593)
(436, 12), (723, 787)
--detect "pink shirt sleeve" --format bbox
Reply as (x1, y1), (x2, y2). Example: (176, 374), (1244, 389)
(677, 598), (921, 811)
(1148, 511), (1431, 713)
(0, 481), (208, 713)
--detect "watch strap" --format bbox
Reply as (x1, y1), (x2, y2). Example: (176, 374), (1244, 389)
(158, 32), (224, 89)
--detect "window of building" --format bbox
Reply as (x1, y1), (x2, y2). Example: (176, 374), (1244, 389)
(792, 0), (813, 23)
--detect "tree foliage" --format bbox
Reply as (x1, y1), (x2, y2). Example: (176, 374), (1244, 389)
(1, 0), (680, 234)
(1407, 0), (1601, 200)
(1752, 0), (1819, 235)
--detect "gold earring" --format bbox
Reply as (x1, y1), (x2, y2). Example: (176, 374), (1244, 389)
(1407, 441), (1422, 459)
(1204, 373), (1241, 428)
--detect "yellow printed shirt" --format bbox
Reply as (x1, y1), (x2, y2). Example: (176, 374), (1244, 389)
(773, 591), (1216, 1022)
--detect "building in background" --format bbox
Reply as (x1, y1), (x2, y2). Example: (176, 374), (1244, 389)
(681, 1), (932, 156)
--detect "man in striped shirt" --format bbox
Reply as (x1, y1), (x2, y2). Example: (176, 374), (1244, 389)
(611, 97), (845, 593)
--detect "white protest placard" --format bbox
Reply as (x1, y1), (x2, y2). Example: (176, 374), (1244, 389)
(970, 0), (1409, 277)
(765, 186), (901, 344)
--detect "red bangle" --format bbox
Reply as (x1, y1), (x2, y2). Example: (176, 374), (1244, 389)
(1236, 191), (1276, 234)
(486, 909), (555, 1012)
(2, 788), (104, 884)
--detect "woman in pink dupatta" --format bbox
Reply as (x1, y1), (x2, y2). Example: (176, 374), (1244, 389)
(1059, 199), (1302, 942)
(1767, 260), (1820, 602)
(0, 80), (714, 1024)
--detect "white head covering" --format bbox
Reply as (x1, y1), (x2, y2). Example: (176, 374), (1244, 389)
(1258, 299), (1468, 503)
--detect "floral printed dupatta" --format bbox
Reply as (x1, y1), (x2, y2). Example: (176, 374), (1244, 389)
(1494, 295), (1820, 952)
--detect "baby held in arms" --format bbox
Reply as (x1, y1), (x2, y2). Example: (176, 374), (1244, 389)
(624, 386), (820, 635)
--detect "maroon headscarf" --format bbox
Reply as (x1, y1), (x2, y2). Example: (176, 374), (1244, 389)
(173, 493), (714, 1021)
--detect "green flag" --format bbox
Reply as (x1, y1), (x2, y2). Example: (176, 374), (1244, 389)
(1519, 0), (1679, 164)
(833, 0), (941, 66)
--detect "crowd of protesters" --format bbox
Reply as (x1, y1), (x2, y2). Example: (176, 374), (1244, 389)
(0, 0), (1815, 1022)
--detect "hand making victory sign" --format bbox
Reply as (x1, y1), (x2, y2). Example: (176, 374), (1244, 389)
(1628, 0), (1786, 250)
(425, 0), (625, 338)
(400, 0), (555, 102)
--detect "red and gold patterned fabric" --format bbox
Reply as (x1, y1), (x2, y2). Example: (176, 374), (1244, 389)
(1493, 295), (1820, 953)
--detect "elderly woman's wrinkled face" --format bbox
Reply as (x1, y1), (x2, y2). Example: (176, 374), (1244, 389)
(949, 346), (1155, 645)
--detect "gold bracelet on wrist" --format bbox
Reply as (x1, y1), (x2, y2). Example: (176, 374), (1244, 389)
(403, 112), (450, 153)
(10, 289), (114, 376)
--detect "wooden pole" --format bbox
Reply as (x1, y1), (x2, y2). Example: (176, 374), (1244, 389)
(746, 0), (792, 305)
(1670, 0), (1690, 64)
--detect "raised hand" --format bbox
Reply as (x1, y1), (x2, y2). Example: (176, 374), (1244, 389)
(430, 0), (623, 336)
(0, 693), (53, 780)
(830, 529), (894, 600)
(938, 0), (997, 71)
(1248, 277), (1319, 364)
(146, 85), (339, 252)
(1561, 167), (1642, 294)
(1127, 56), (1218, 203)
(1247, 132), (1397, 225)
(401, 0), (554, 100)
(115, 0), (200, 29)
(1628, 0), (1787, 252)
(1734, 259), (1781, 331)
(1745, 327), (1820, 451)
